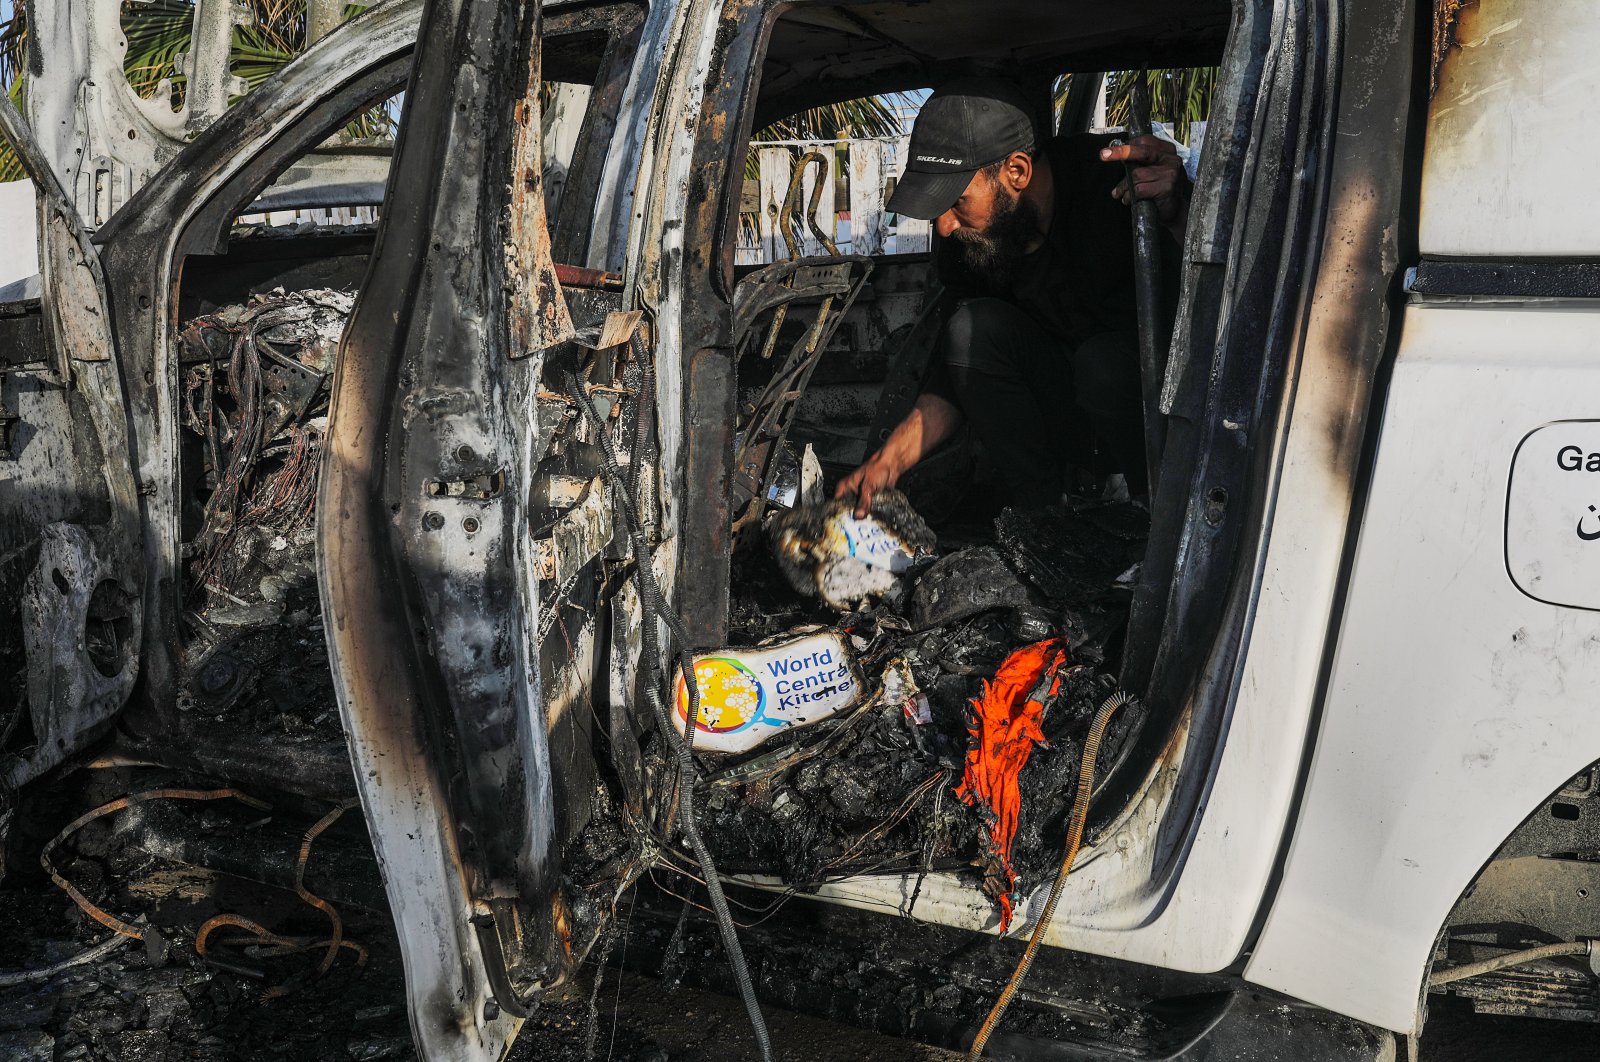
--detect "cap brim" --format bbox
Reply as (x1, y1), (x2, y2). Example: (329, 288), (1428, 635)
(886, 168), (974, 221)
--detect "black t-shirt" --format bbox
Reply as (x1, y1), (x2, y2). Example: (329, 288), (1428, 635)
(923, 132), (1179, 400)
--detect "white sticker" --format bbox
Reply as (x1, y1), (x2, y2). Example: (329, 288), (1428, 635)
(1506, 421), (1600, 610)
(673, 631), (860, 755)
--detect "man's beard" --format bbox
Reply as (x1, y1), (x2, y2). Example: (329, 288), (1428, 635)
(947, 184), (1041, 289)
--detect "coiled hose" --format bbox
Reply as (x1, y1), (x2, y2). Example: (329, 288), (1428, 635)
(566, 372), (774, 1062)
(967, 690), (1132, 1060)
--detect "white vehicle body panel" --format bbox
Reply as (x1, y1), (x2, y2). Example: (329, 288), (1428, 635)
(1246, 302), (1600, 1034)
(1419, 0), (1598, 257)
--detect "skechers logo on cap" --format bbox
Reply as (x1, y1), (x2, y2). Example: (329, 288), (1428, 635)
(916, 155), (965, 165)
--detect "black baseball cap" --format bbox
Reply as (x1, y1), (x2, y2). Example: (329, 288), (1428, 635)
(887, 78), (1039, 221)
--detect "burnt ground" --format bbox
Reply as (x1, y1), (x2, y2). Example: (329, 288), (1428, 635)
(0, 795), (1597, 1062)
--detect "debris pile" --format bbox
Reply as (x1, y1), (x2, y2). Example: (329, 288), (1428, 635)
(688, 490), (1147, 927)
(768, 493), (936, 610)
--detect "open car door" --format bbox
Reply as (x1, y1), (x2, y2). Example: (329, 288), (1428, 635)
(0, 102), (144, 792)
(317, 0), (579, 1053)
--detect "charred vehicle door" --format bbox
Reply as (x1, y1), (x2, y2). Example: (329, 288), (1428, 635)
(320, 0), (665, 1054)
(2, 0), (648, 1052)
(0, 102), (143, 797)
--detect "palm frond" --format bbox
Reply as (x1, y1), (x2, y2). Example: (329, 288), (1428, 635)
(121, 0), (194, 101)
(1104, 67), (1218, 143)
(0, 0), (28, 182)
(0, 0), (392, 185)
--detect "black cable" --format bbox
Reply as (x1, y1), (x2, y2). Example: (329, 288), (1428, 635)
(627, 331), (653, 516)
(565, 372), (773, 1062)
(621, 333), (699, 762)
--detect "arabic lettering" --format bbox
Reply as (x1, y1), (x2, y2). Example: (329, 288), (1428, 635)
(1578, 505), (1600, 542)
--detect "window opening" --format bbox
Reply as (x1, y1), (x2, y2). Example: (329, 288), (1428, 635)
(737, 91), (927, 265)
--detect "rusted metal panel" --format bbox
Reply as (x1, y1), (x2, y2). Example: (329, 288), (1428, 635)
(508, 7), (577, 359)
(1431, 0), (1472, 97)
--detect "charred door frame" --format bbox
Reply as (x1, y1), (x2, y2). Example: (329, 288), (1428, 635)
(84, 0), (634, 742)
(1096, 0), (1346, 875)
(0, 92), (145, 791)
(671, 0), (769, 646)
(87, 0), (424, 740)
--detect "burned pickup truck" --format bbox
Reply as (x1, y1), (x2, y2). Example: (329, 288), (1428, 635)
(8, 0), (1600, 1058)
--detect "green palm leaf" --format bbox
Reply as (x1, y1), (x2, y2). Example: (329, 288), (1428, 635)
(1054, 69), (1217, 144)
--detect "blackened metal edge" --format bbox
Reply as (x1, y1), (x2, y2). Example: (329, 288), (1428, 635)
(1111, 0), (1345, 898)
(1410, 257), (1600, 299)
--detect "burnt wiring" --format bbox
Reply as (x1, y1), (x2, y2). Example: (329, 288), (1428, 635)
(177, 291), (346, 605)
(564, 370), (775, 1062)
(38, 784), (365, 998)
(582, 915), (621, 1061)
(645, 767), (944, 934)
(293, 798), (360, 974)
(966, 689), (1134, 1060)
(197, 795), (367, 991)
(41, 787), (273, 941)
(194, 912), (368, 997)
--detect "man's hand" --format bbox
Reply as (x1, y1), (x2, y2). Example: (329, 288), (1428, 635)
(1100, 134), (1189, 233)
(836, 450), (905, 519)
(835, 393), (963, 518)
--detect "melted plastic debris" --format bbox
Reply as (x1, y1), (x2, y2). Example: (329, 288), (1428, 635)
(994, 503), (1147, 610)
(911, 545), (1033, 631)
(695, 501), (1148, 926)
(768, 490), (936, 610)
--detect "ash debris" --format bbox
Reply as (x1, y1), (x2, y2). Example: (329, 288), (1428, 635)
(691, 492), (1148, 920)
(0, 773), (408, 1062)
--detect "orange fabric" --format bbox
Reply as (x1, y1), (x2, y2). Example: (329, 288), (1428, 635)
(955, 638), (1069, 931)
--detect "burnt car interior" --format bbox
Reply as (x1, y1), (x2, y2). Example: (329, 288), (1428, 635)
(88, 1), (649, 799)
(0, 0), (1347, 1047)
(670, 0), (1236, 900)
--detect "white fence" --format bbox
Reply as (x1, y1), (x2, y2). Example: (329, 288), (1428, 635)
(736, 137), (931, 265)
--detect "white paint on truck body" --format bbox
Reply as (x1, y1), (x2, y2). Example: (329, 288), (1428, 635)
(1420, 0), (1594, 256)
(1247, 303), (1600, 1033)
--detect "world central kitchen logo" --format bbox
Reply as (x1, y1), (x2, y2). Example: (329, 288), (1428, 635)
(763, 646), (855, 713)
(677, 646), (855, 734)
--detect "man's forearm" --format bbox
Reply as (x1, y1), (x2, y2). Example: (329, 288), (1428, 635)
(836, 393), (963, 515)
(875, 393), (963, 475)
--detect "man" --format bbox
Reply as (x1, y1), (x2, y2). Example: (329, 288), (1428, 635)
(836, 78), (1190, 514)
